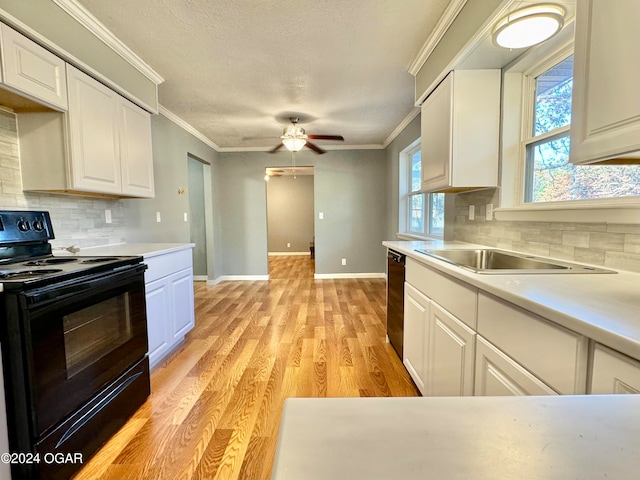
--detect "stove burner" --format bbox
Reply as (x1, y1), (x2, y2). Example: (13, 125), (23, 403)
(23, 258), (79, 266)
(0, 269), (63, 279)
(80, 257), (120, 264)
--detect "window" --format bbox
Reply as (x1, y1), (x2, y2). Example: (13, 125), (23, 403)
(402, 144), (444, 237)
(524, 55), (640, 203)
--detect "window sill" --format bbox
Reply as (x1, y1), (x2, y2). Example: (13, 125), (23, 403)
(397, 232), (443, 241)
(495, 200), (640, 224)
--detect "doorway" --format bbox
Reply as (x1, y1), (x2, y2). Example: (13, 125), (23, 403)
(265, 166), (315, 279)
(188, 155), (211, 280)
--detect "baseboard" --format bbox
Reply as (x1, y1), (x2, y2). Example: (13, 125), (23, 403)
(207, 274), (270, 285)
(313, 273), (386, 279)
(193, 275), (208, 282)
(268, 252), (310, 256)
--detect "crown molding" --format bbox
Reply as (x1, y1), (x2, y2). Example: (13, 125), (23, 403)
(158, 105), (221, 151)
(408, 0), (468, 76)
(383, 107), (420, 148)
(218, 144), (384, 153)
(51, 0), (164, 85)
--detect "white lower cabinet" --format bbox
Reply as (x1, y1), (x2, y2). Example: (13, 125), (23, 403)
(425, 302), (476, 396)
(475, 336), (557, 396)
(144, 249), (195, 368)
(590, 344), (640, 394)
(403, 283), (429, 394)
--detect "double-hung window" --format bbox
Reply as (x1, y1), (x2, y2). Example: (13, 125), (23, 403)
(402, 143), (444, 237)
(523, 54), (640, 203)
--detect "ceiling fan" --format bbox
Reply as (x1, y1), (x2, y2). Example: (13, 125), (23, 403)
(269, 117), (344, 154)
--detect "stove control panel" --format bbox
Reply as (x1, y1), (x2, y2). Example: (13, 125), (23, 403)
(0, 211), (54, 244)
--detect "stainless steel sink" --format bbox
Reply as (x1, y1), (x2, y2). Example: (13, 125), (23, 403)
(414, 248), (616, 274)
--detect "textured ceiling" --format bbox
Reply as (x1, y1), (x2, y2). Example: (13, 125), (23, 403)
(77, 0), (452, 151)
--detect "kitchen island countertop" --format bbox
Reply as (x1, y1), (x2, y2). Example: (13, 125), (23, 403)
(271, 395), (640, 480)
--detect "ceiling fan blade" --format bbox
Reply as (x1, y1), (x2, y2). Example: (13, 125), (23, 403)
(305, 141), (325, 154)
(307, 134), (344, 141)
(268, 143), (285, 153)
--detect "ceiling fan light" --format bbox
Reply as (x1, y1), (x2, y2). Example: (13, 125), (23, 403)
(492, 4), (565, 49)
(282, 137), (307, 152)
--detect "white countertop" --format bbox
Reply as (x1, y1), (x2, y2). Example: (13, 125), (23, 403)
(73, 242), (195, 259)
(384, 240), (640, 361)
(271, 395), (640, 480)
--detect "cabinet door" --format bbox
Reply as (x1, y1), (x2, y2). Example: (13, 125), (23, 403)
(0, 23), (68, 110)
(425, 302), (476, 396)
(170, 268), (195, 341)
(145, 277), (172, 368)
(590, 344), (640, 394)
(570, 0), (640, 164)
(475, 336), (557, 396)
(421, 72), (452, 192)
(119, 98), (155, 197)
(66, 65), (121, 194)
(403, 283), (429, 394)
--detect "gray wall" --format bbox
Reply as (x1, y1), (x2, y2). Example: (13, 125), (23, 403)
(188, 156), (207, 276)
(267, 175), (314, 253)
(383, 114), (421, 240)
(216, 149), (387, 276)
(124, 113), (218, 271)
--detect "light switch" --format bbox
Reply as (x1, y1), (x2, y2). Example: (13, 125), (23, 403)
(468, 205), (475, 221)
(319, 212), (324, 220)
(184, 212), (188, 222)
(156, 211), (162, 223)
(105, 209), (112, 224)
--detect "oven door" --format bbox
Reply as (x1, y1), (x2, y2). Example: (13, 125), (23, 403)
(21, 264), (148, 437)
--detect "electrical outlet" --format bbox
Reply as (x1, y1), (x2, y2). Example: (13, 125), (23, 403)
(156, 211), (162, 223)
(486, 204), (493, 221)
(341, 258), (347, 266)
(287, 243), (291, 248)
(105, 209), (112, 224)
(468, 205), (475, 221)
(319, 212), (324, 220)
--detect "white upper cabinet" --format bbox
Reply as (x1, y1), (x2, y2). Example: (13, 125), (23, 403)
(66, 64), (122, 195)
(0, 23), (68, 110)
(570, 0), (640, 164)
(421, 70), (500, 193)
(19, 64), (154, 198)
(120, 99), (155, 197)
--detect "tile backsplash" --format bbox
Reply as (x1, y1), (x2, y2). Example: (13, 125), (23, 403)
(455, 189), (640, 273)
(0, 109), (126, 249)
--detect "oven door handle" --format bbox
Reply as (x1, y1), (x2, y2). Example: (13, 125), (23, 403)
(22, 264), (147, 306)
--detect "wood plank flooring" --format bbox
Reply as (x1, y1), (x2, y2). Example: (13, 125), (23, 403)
(73, 255), (418, 480)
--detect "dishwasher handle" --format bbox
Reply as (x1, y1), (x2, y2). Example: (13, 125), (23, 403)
(388, 250), (406, 264)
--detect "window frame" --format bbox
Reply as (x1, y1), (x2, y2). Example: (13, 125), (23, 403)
(496, 40), (640, 223)
(398, 140), (444, 239)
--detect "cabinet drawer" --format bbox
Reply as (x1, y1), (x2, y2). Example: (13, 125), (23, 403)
(475, 336), (557, 396)
(406, 258), (477, 329)
(144, 249), (193, 283)
(590, 344), (640, 394)
(477, 292), (588, 394)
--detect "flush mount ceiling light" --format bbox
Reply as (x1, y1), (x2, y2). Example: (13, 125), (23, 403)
(492, 3), (566, 49)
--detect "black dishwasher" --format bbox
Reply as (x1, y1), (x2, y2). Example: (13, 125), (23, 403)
(387, 249), (406, 359)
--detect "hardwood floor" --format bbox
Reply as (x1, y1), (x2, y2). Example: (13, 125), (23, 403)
(73, 255), (418, 480)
